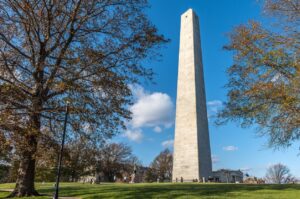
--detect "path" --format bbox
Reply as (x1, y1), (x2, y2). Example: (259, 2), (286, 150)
(0, 189), (80, 199)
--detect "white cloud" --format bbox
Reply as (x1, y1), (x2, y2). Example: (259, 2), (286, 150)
(207, 100), (223, 107)
(121, 85), (175, 143)
(129, 84), (146, 99)
(223, 145), (239, 151)
(212, 155), (220, 164)
(162, 139), (174, 148)
(153, 126), (162, 133)
(240, 167), (252, 172)
(129, 84), (174, 129)
(207, 100), (223, 115)
(122, 129), (143, 143)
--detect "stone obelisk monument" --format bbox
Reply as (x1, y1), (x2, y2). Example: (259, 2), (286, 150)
(172, 9), (212, 182)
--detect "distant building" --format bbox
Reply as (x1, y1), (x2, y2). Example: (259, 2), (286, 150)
(212, 169), (243, 183)
(79, 165), (148, 183)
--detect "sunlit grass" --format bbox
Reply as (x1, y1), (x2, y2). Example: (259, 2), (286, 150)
(0, 182), (300, 198)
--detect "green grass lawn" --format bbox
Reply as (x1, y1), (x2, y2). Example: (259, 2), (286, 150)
(0, 182), (300, 199)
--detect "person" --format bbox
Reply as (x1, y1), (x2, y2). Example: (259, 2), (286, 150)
(176, 178), (178, 183)
(133, 164), (137, 174)
(180, 177), (183, 183)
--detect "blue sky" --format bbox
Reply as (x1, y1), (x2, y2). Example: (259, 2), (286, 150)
(114, 0), (300, 178)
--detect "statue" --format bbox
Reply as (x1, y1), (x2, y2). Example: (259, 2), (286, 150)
(130, 163), (137, 183)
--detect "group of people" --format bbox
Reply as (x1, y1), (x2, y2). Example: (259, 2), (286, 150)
(175, 177), (185, 183)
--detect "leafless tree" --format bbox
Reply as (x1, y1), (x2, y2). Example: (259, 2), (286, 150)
(265, 163), (295, 184)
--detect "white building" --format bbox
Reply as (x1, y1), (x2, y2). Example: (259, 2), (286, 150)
(212, 169), (243, 183)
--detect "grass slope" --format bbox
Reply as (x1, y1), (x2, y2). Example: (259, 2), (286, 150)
(0, 183), (300, 199)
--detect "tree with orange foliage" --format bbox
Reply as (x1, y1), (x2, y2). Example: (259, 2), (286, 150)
(0, 0), (167, 196)
(218, 0), (299, 147)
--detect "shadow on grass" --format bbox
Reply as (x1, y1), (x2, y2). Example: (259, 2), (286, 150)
(35, 183), (300, 199)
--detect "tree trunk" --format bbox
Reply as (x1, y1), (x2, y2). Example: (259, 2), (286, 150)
(8, 89), (43, 197)
(8, 136), (39, 197)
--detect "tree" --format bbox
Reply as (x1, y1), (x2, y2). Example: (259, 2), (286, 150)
(95, 143), (138, 182)
(0, 132), (12, 164)
(0, 164), (10, 183)
(0, 133), (13, 183)
(265, 163), (295, 184)
(217, 0), (300, 148)
(244, 176), (265, 184)
(145, 149), (173, 182)
(0, 0), (167, 196)
(62, 137), (97, 182)
(31, 136), (97, 182)
(145, 167), (157, 183)
(34, 134), (60, 182)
